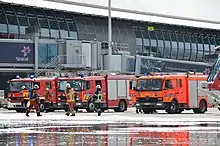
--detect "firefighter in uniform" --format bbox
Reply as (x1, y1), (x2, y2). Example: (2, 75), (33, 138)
(65, 83), (75, 116)
(26, 84), (42, 117)
(92, 85), (102, 116)
(20, 86), (29, 110)
(44, 88), (52, 113)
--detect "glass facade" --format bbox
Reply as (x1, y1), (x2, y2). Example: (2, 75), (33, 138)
(134, 24), (220, 62)
(0, 2), (219, 63)
(38, 43), (58, 64)
(0, 3), (78, 39)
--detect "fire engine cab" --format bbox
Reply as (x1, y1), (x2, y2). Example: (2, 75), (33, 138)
(74, 74), (136, 112)
(135, 72), (209, 114)
(7, 75), (59, 112)
(7, 75), (77, 112)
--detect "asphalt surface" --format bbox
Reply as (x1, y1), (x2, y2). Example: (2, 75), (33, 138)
(1, 108), (220, 145)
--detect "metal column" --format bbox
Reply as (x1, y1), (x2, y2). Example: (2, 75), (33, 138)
(34, 32), (39, 73)
(108, 0), (112, 72)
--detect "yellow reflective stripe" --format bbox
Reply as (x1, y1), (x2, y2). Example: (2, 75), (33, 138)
(83, 94), (89, 100)
(97, 94), (102, 100)
(67, 99), (75, 102)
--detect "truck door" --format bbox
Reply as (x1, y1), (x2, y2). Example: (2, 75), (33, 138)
(176, 78), (186, 103)
(45, 81), (55, 103)
(163, 79), (176, 103)
(82, 80), (91, 100)
(129, 80), (136, 105)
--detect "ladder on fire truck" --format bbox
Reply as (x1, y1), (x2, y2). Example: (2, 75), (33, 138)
(35, 55), (63, 77)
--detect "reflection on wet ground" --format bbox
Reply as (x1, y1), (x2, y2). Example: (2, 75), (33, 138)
(1, 122), (220, 145)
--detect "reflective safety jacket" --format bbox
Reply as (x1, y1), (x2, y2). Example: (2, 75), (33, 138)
(21, 89), (29, 100)
(92, 90), (102, 101)
(66, 88), (75, 103)
(30, 89), (39, 100)
(44, 92), (52, 102)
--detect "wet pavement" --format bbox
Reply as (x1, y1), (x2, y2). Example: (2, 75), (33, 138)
(1, 108), (220, 145)
(1, 122), (220, 145)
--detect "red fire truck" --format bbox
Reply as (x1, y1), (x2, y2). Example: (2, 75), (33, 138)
(73, 74), (136, 112)
(7, 73), (136, 113)
(7, 76), (59, 112)
(7, 75), (83, 113)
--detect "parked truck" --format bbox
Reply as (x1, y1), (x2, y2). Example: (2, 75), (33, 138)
(135, 72), (209, 114)
(74, 74), (136, 112)
(7, 73), (137, 113)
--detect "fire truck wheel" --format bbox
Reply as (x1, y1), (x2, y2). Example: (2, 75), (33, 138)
(114, 100), (127, 112)
(86, 102), (95, 112)
(176, 109), (183, 114)
(193, 99), (207, 114)
(142, 109), (152, 114)
(16, 109), (23, 113)
(39, 100), (45, 112)
(167, 100), (179, 114)
(74, 107), (78, 112)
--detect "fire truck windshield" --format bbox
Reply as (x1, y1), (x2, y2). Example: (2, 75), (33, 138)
(136, 79), (162, 91)
(58, 80), (82, 92)
(9, 81), (33, 92)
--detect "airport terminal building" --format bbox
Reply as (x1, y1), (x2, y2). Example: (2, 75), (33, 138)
(0, 0), (219, 89)
(0, 1), (219, 60)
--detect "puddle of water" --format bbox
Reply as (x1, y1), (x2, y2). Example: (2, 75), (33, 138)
(1, 123), (220, 145)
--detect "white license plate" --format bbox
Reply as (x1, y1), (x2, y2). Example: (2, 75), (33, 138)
(145, 103), (151, 105)
(76, 103), (81, 105)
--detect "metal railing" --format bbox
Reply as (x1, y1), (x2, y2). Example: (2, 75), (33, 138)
(36, 56), (61, 77)
(36, 54), (88, 77)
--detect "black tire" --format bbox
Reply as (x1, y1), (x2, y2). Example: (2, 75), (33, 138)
(48, 109), (55, 112)
(16, 109), (23, 113)
(74, 108), (78, 112)
(86, 102), (95, 112)
(193, 100), (207, 114)
(143, 109), (152, 114)
(166, 100), (179, 114)
(176, 109), (183, 114)
(115, 100), (127, 112)
(39, 100), (45, 112)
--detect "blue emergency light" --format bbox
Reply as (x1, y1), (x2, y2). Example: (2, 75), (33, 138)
(78, 73), (84, 78)
(29, 74), (35, 79)
(64, 73), (70, 77)
(16, 75), (20, 79)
